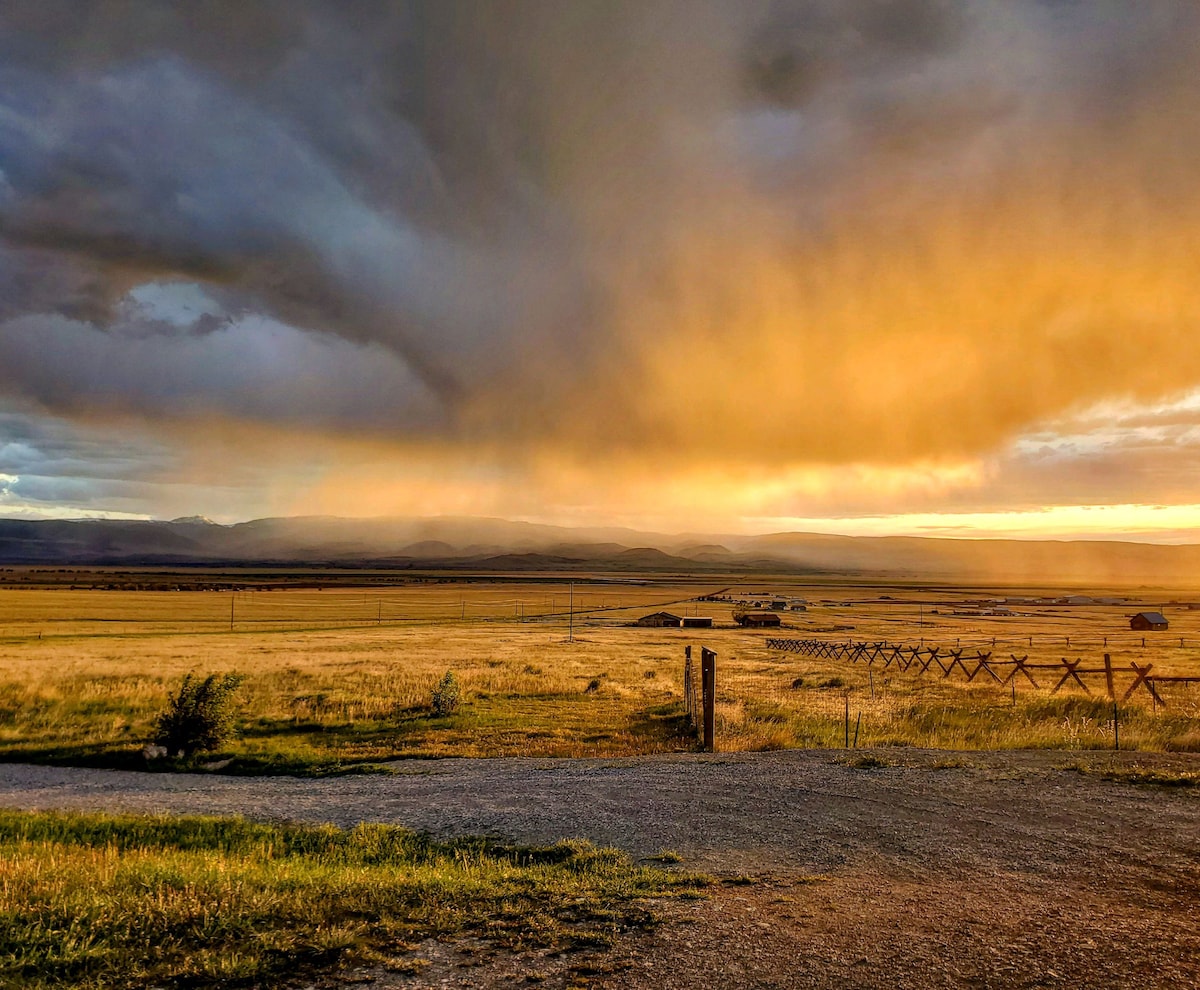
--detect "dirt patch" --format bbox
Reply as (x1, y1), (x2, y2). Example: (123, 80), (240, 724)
(353, 869), (1200, 989)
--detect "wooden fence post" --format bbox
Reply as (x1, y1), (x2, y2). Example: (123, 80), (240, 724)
(701, 647), (716, 753)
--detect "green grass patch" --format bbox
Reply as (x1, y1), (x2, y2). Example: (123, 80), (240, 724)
(0, 810), (705, 989)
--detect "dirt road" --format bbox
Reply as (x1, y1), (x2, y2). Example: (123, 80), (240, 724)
(1, 749), (1198, 988)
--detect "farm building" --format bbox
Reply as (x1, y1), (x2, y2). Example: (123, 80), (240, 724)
(770, 600), (787, 610)
(734, 611), (782, 628)
(680, 616), (713, 628)
(637, 611), (682, 627)
(1130, 611), (1169, 631)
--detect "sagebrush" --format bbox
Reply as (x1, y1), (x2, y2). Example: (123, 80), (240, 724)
(154, 673), (244, 757)
(431, 670), (461, 716)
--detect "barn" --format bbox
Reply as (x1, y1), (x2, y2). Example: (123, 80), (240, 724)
(637, 611), (682, 627)
(734, 611), (782, 628)
(1130, 611), (1169, 631)
(680, 616), (713, 628)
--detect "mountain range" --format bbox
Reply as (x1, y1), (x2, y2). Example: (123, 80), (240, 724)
(2, 515), (1200, 585)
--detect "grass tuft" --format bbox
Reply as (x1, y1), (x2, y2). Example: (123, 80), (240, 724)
(839, 754), (894, 769)
(1065, 761), (1200, 788)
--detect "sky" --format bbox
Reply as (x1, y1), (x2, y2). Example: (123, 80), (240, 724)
(2, 0), (1200, 541)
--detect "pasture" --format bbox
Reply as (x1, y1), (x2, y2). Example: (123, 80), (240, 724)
(2, 571), (1200, 771)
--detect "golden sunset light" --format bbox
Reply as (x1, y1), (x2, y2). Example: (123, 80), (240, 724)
(3, 7), (1200, 988)
(0, 1), (1199, 545)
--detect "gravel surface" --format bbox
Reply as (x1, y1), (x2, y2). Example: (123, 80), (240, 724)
(2, 749), (1198, 988)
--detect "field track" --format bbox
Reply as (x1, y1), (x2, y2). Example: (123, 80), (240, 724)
(1, 750), (1199, 988)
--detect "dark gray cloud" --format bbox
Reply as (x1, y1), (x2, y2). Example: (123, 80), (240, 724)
(1, 1), (1199, 479)
(0, 309), (441, 430)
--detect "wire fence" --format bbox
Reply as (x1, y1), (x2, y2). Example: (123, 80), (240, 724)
(683, 646), (699, 735)
(681, 645), (716, 749)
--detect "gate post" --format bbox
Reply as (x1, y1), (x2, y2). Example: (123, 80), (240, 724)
(701, 647), (716, 752)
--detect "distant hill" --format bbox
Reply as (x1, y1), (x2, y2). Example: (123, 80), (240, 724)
(2, 515), (1200, 584)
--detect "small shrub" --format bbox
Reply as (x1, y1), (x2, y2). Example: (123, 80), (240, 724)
(817, 677), (845, 690)
(584, 678), (602, 694)
(431, 670), (461, 716)
(644, 670), (656, 679)
(790, 676), (806, 689)
(154, 673), (243, 758)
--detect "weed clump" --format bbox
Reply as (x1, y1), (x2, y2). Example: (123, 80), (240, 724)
(154, 673), (243, 758)
(584, 678), (602, 694)
(431, 670), (461, 716)
(842, 754), (892, 769)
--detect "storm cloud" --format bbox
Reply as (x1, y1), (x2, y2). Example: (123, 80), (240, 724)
(2, 1), (1200, 524)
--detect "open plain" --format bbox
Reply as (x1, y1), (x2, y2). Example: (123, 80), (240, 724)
(2, 572), (1200, 769)
(1, 571), (1199, 986)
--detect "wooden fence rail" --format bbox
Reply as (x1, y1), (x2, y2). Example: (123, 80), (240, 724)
(766, 638), (1200, 707)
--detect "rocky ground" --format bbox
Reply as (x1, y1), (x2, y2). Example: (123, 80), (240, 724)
(1, 749), (1198, 988)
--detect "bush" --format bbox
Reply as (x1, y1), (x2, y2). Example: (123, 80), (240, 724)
(431, 670), (461, 716)
(154, 673), (243, 758)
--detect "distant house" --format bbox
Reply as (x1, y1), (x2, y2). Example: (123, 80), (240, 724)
(680, 616), (713, 628)
(770, 600), (787, 610)
(1130, 612), (1169, 631)
(734, 611), (781, 628)
(789, 604), (807, 612)
(637, 611), (682, 627)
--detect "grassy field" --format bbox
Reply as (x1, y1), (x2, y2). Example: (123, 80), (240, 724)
(1, 574), (1199, 770)
(0, 809), (698, 988)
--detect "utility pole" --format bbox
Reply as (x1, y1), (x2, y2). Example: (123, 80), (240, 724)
(230, 592), (234, 632)
(568, 582), (574, 642)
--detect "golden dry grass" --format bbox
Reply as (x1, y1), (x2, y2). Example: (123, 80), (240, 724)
(1, 576), (1199, 767)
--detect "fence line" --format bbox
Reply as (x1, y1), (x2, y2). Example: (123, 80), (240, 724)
(767, 638), (1200, 708)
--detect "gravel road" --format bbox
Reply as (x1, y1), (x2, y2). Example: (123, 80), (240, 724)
(2, 749), (1198, 988)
